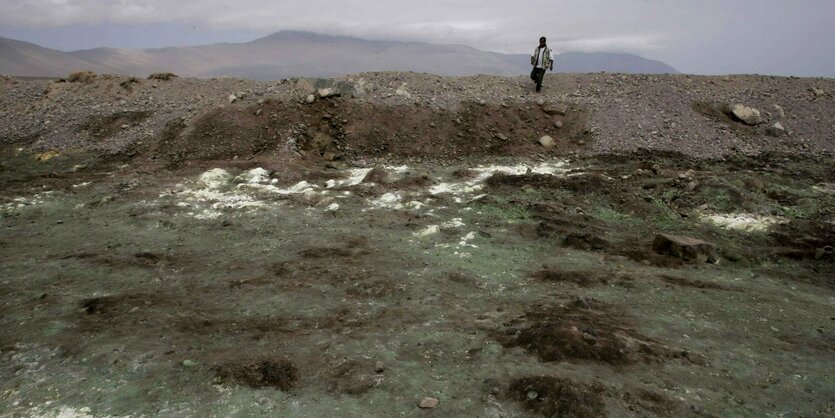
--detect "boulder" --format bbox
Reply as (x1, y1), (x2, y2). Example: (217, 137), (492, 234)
(653, 234), (719, 263)
(538, 135), (556, 149)
(200, 168), (232, 190)
(729, 104), (762, 125)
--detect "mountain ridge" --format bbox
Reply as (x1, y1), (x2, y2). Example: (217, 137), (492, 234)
(0, 31), (678, 79)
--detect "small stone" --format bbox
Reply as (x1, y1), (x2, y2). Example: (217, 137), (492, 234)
(255, 109), (262, 116)
(773, 104), (785, 118)
(430, 122), (436, 128)
(811, 87), (825, 97)
(318, 87), (339, 98)
(495, 133), (508, 141)
(322, 113), (332, 120)
(182, 359), (198, 367)
(478, 99), (486, 106)
(538, 135), (555, 149)
(651, 164), (661, 175)
(120, 124), (129, 129)
(686, 181), (698, 192)
(766, 122), (785, 137)
(553, 119), (563, 129)
(305, 94), (316, 104)
(374, 361), (385, 373)
(582, 332), (597, 345)
(543, 104), (568, 116)
(536, 99), (545, 106)
(418, 397), (439, 409)
(228, 94), (237, 103)
(526, 391), (539, 400)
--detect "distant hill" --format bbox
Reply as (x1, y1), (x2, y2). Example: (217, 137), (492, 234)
(0, 37), (109, 77)
(0, 31), (677, 79)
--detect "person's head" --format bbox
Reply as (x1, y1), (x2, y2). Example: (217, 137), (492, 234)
(539, 37), (546, 47)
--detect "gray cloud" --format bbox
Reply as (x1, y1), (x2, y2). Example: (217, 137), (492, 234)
(1, 0), (834, 76)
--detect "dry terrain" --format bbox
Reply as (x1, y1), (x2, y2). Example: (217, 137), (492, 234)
(0, 71), (833, 417)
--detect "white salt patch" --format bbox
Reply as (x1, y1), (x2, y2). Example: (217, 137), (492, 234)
(414, 225), (440, 237)
(326, 168), (373, 189)
(430, 161), (571, 197)
(459, 231), (478, 248)
(200, 168), (232, 190)
(701, 213), (785, 232)
(405, 201), (426, 210)
(386, 165), (411, 173)
(443, 218), (466, 228)
(235, 168), (271, 184)
(369, 192), (404, 209)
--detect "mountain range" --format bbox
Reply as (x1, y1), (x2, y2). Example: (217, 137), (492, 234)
(0, 31), (678, 79)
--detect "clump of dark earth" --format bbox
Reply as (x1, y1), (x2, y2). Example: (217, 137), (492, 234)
(495, 298), (680, 365)
(563, 232), (609, 251)
(215, 357), (299, 390)
(532, 268), (609, 287)
(508, 376), (605, 418)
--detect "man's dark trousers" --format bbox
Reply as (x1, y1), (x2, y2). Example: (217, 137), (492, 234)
(532, 68), (546, 92)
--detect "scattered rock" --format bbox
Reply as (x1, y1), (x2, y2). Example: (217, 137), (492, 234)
(418, 397), (439, 409)
(395, 83), (412, 99)
(543, 104), (568, 116)
(729, 104), (762, 125)
(538, 135), (556, 149)
(305, 94), (316, 104)
(811, 87), (825, 97)
(495, 133), (508, 141)
(318, 87), (339, 98)
(773, 104), (785, 118)
(652, 234), (719, 263)
(553, 119), (564, 129)
(766, 122), (785, 137)
(228, 94), (238, 103)
(374, 361), (385, 373)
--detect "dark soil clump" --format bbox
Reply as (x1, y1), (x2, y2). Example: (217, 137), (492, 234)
(508, 376), (605, 418)
(532, 269), (605, 287)
(215, 357), (299, 390)
(495, 298), (678, 365)
(659, 274), (730, 291)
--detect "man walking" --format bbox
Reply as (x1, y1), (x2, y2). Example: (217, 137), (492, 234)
(530, 36), (554, 93)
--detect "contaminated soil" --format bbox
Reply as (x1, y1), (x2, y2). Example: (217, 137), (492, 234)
(0, 72), (834, 417)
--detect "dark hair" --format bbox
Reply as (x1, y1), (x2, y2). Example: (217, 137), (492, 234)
(540, 37), (546, 42)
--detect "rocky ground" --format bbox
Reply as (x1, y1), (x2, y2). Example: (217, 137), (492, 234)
(0, 71), (833, 417)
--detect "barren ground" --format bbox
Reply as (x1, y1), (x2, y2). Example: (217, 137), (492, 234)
(0, 72), (833, 417)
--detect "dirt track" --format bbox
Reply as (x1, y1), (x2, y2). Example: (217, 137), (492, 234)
(1, 72), (834, 417)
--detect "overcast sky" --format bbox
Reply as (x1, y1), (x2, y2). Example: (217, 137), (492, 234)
(1, 0), (834, 77)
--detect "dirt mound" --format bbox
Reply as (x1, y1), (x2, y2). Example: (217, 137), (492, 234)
(215, 357), (299, 390)
(79, 110), (153, 139)
(150, 98), (589, 163)
(508, 376), (605, 418)
(495, 298), (684, 365)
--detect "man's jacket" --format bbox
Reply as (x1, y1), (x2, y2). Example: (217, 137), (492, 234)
(531, 46), (554, 70)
